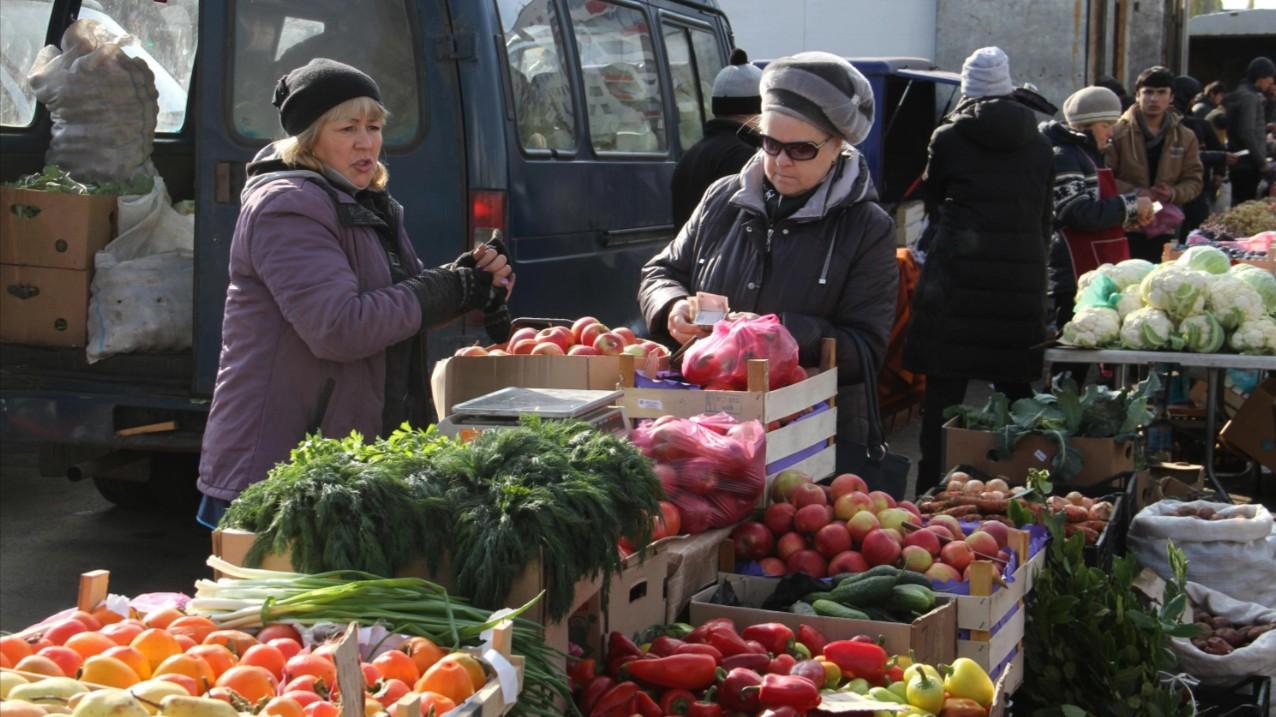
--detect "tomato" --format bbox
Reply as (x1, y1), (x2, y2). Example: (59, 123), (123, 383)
(240, 644), (287, 681)
(652, 501), (682, 540)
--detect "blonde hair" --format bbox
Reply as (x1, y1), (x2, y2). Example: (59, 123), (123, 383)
(278, 96), (391, 191)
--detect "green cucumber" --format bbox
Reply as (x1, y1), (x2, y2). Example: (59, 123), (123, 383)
(830, 574), (897, 607)
(804, 591), (834, 602)
(836, 565), (900, 586)
(890, 584), (936, 614)
(790, 601), (818, 616)
(894, 570), (933, 589)
(862, 606), (895, 621)
(812, 599), (871, 620)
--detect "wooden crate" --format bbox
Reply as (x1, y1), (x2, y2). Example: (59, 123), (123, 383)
(622, 338), (839, 485)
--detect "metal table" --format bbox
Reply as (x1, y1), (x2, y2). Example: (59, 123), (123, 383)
(1044, 348), (1276, 499)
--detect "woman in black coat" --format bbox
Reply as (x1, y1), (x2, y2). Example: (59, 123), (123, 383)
(903, 47), (1055, 493)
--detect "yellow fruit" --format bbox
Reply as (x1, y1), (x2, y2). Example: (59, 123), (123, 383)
(156, 695), (239, 717)
(7, 678), (89, 707)
(81, 656), (143, 688)
(128, 682), (191, 716)
(2, 670), (30, 698)
(1, 700), (49, 717)
(69, 689), (148, 717)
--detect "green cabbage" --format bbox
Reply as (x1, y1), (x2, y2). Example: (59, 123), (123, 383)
(1106, 259), (1156, 290)
(1230, 264), (1276, 316)
(1177, 245), (1231, 274)
(1177, 313), (1226, 353)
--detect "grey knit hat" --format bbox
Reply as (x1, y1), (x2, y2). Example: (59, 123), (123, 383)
(760, 51), (874, 145)
(1248, 56), (1276, 82)
(712, 49), (763, 116)
(961, 47), (1014, 98)
(1063, 86), (1123, 126)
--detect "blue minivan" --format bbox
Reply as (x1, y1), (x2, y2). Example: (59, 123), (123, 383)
(0, 0), (736, 504)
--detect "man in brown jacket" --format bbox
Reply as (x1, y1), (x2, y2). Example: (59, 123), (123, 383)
(1106, 66), (1203, 261)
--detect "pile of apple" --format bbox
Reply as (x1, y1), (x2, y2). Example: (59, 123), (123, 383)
(453, 317), (671, 358)
(730, 471), (1018, 585)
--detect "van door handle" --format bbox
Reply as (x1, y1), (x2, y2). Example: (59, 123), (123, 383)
(601, 224), (676, 248)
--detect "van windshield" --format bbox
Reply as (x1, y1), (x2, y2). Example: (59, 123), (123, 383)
(230, 0), (421, 146)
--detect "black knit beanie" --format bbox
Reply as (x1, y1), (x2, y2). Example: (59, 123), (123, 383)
(273, 58), (382, 136)
(1247, 56), (1276, 82)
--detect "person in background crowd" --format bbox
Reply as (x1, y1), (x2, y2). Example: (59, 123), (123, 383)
(1223, 56), (1275, 204)
(1044, 86), (1152, 338)
(670, 49), (762, 229)
(1105, 66), (1203, 262)
(903, 47), (1053, 494)
(196, 59), (513, 521)
(641, 52), (898, 476)
(1096, 75), (1135, 111)
(1192, 80), (1226, 120)
(1174, 75), (1235, 232)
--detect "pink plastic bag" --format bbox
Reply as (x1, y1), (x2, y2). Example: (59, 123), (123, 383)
(681, 314), (802, 390)
(631, 414), (766, 533)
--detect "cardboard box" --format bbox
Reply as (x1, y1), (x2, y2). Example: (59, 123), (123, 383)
(1220, 377), (1276, 472)
(0, 188), (116, 270)
(0, 264), (90, 347)
(943, 416), (1136, 486)
(604, 547), (670, 640)
(690, 573), (957, 666)
(430, 354), (636, 419)
(661, 528), (734, 622)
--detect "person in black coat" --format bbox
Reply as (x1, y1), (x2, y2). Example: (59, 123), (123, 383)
(1174, 75), (1234, 231)
(671, 49), (762, 229)
(902, 47), (1055, 493)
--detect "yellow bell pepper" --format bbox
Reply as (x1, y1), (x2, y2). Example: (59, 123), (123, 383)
(943, 658), (995, 707)
(905, 668), (945, 714)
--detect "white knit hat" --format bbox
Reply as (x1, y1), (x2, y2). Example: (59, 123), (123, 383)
(961, 47), (1014, 98)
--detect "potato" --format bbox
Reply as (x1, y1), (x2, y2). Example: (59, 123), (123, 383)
(1245, 624), (1275, 642)
(1197, 507), (1216, 520)
(986, 478), (1010, 493)
(1215, 628), (1247, 648)
(1202, 637), (1234, 655)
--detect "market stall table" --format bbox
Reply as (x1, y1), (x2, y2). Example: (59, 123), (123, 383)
(1044, 347), (1276, 499)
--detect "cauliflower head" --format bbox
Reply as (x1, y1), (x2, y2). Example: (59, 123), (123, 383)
(1207, 274), (1265, 331)
(1176, 245), (1231, 274)
(1106, 259), (1156, 290)
(1061, 307), (1121, 348)
(1228, 317), (1276, 355)
(1177, 313), (1226, 353)
(1116, 285), (1144, 320)
(1120, 307), (1175, 350)
(1230, 264), (1276, 316)
(1140, 265), (1209, 321)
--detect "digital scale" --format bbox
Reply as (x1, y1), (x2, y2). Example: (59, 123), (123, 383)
(437, 387), (630, 438)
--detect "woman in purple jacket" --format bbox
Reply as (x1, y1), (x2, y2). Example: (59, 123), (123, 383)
(196, 59), (512, 525)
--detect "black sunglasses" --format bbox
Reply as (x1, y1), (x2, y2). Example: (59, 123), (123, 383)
(758, 133), (832, 161)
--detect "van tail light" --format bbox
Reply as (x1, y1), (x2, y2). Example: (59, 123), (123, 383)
(469, 190), (507, 248)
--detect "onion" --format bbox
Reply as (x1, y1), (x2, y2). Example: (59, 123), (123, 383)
(949, 471), (971, 485)
(1065, 491), (1086, 506)
(963, 479), (986, 494)
(986, 478), (1010, 493)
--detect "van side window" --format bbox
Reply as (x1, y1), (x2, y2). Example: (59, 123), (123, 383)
(662, 23), (724, 151)
(689, 27), (724, 124)
(566, 0), (666, 154)
(231, 1), (420, 146)
(0, 0), (54, 127)
(497, 0), (577, 152)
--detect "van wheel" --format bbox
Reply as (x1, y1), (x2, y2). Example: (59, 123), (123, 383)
(149, 454), (201, 511)
(93, 476), (154, 509)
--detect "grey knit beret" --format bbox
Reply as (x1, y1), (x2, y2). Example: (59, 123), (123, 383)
(1063, 86), (1123, 126)
(759, 51), (874, 145)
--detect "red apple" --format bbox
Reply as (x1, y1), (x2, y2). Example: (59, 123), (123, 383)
(592, 332), (625, 356)
(613, 327), (638, 345)
(653, 501), (681, 539)
(759, 558), (787, 576)
(880, 528), (904, 545)
(794, 504), (832, 535)
(771, 469), (812, 503)
(876, 508), (911, 532)
(965, 531), (1000, 560)
(904, 528), (942, 557)
(530, 342), (565, 356)
(940, 540), (975, 573)
(641, 341), (670, 357)
(764, 503), (797, 536)
(926, 524), (954, 541)
(568, 345), (601, 356)
(901, 545), (934, 572)
(454, 345), (487, 357)
(979, 521), (1011, 549)
(928, 514), (964, 539)
(861, 529), (902, 567)
(776, 532), (806, 561)
(570, 317), (601, 343)
(792, 483), (828, 508)
(536, 326), (573, 351)
(508, 327), (537, 346)
(579, 322), (610, 348)
(487, 349), (510, 356)
(786, 550), (827, 578)
(829, 474), (868, 499)
(827, 550), (869, 576)
(731, 522), (774, 561)
(814, 523), (852, 559)
(833, 493), (868, 521)
(847, 511), (880, 546)
(925, 562), (962, 584)
(897, 500), (922, 520)
(621, 344), (648, 358)
(868, 490), (896, 513)
(511, 338), (538, 355)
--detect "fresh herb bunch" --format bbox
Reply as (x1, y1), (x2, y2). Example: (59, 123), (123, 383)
(6, 165), (155, 196)
(417, 416), (664, 620)
(1018, 514), (1201, 716)
(220, 426), (452, 577)
(943, 374), (1158, 480)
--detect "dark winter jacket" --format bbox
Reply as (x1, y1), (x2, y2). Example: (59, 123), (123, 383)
(671, 119), (760, 229)
(641, 150), (899, 444)
(903, 96), (1055, 383)
(1224, 80), (1270, 173)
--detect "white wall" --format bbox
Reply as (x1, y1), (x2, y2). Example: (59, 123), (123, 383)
(717, 0), (938, 62)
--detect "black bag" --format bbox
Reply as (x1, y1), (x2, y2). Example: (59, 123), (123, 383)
(836, 330), (911, 499)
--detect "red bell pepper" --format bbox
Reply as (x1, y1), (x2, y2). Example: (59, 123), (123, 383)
(687, 618), (736, 644)
(588, 680), (638, 717)
(632, 690), (661, 717)
(659, 689), (697, 716)
(606, 631), (646, 676)
(649, 636), (686, 657)
(886, 664), (904, 683)
(568, 657), (596, 688)
(577, 676), (615, 714)
(788, 660), (827, 688)
(795, 624), (827, 658)
(623, 654), (720, 690)
(686, 692), (723, 717)
(721, 652), (771, 673)
(706, 625), (753, 657)
(717, 668), (763, 713)
(822, 640), (887, 684)
(759, 708), (803, 717)
(767, 653), (797, 676)
(742, 624), (795, 657)
(754, 674), (821, 711)
(675, 643), (724, 662)
(745, 640), (770, 654)
(850, 634), (882, 645)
